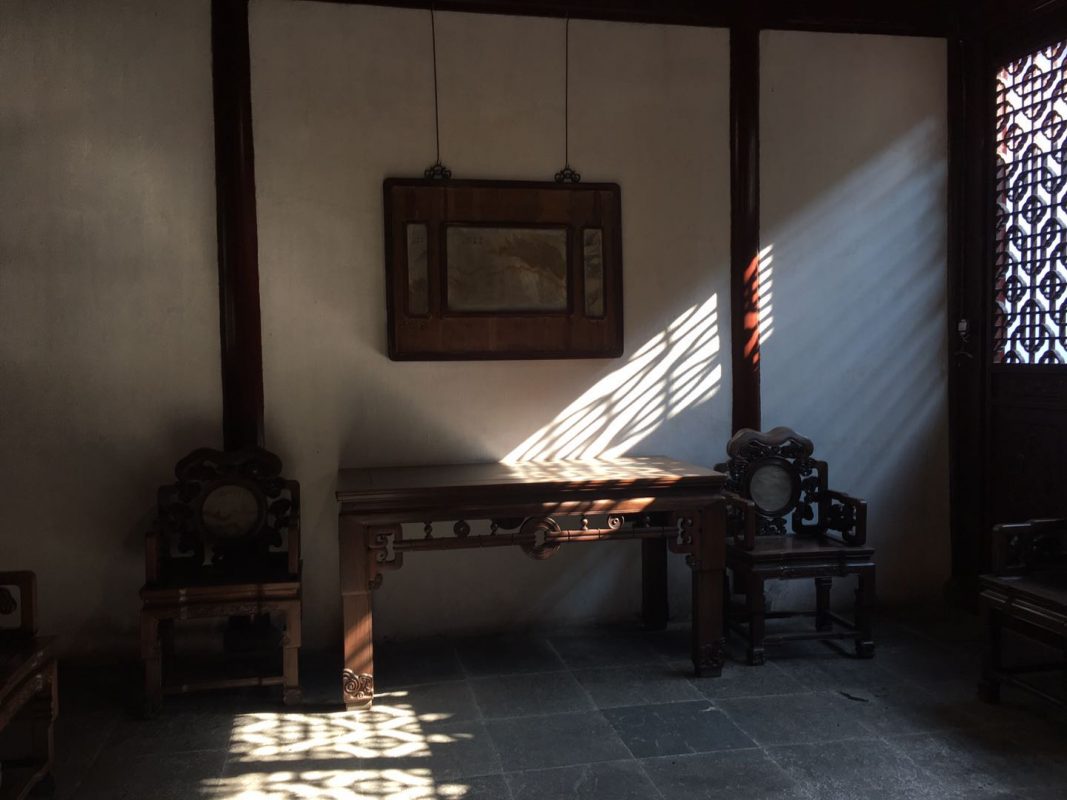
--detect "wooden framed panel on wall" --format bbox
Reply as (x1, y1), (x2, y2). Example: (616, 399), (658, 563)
(384, 179), (623, 360)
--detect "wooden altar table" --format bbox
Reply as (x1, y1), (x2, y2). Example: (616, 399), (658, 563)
(335, 457), (727, 708)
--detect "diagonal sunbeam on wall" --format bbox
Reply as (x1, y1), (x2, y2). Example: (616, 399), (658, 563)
(503, 295), (722, 463)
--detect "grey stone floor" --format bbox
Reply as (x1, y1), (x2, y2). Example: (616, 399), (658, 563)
(51, 606), (1067, 800)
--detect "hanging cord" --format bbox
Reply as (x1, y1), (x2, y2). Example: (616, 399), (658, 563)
(425, 6), (451, 179)
(555, 16), (580, 183)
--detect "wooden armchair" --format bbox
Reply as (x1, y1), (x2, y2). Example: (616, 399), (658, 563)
(140, 448), (302, 714)
(0, 571), (57, 799)
(717, 427), (875, 665)
(979, 518), (1067, 706)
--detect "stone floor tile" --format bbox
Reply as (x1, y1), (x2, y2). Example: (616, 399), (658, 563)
(506, 760), (660, 800)
(767, 737), (944, 800)
(215, 760), (508, 799)
(885, 727), (1067, 794)
(486, 711), (630, 771)
(771, 647), (906, 692)
(374, 681), (482, 727)
(71, 749), (226, 800)
(603, 700), (754, 758)
(359, 718), (503, 782)
(548, 632), (664, 669)
(455, 635), (566, 677)
(574, 662), (703, 709)
(228, 708), (501, 781)
(374, 637), (466, 689)
(47, 617), (1067, 800)
(715, 691), (873, 746)
(825, 680), (985, 735)
(470, 670), (594, 719)
(52, 711), (120, 800)
(687, 658), (807, 700)
(634, 626), (692, 662)
(98, 708), (235, 758)
(641, 748), (806, 800)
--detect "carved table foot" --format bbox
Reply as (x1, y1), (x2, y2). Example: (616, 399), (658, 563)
(343, 669), (374, 709)
(694, 638), (726, 677)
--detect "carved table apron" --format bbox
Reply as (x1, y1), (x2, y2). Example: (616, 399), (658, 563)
(336, 457), (727, 708)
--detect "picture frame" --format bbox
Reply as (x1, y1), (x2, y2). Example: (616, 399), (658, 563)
(383, 178), (623, 360)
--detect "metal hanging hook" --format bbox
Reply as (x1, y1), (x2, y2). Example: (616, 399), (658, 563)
(425, 6), (451, 180)
(555, 16), (580, 183)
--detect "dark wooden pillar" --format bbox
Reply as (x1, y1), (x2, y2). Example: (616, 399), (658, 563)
(729, 20), (762, 433)
(212, 0), (264, 450)
(946, 13), (990, 592)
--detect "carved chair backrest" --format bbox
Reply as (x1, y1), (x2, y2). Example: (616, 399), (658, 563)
(148, 448), (300, 584)
(991, 519), (1067, 574)
(716, 427), (832, 538)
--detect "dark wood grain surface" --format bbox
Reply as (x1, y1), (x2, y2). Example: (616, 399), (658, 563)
(337, 456), (723, 504)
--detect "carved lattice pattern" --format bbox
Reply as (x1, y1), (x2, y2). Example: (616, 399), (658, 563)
(994, 41), (1067, 364)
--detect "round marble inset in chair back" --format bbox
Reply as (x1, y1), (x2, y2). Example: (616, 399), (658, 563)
(748, 461), (797, 516)
(200, 482), (265, 541)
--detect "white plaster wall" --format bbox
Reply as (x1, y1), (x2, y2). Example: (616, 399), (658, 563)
(250, 1), (732, 645)
(0, 0), (221, 653)
(759, 32), (950, 607)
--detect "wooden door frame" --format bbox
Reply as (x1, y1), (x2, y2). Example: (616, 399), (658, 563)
(947, 0), (1067, 594)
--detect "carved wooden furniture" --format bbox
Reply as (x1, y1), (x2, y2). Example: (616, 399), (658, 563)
(0, 572), (57, 800)
(718, 428), (875, 665)
(140, 448), (301, 714)
(336, 457), (727, 708)
(979, 518), (1067, 706)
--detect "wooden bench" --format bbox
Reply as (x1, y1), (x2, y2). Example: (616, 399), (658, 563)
(0, 572), (57, 799)
(979, 519), (1067, 706)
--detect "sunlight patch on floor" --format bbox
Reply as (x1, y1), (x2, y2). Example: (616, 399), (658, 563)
(212, 693), (482, 799)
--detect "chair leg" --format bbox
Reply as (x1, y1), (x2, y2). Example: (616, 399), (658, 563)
(746, 573), (766, 666)
(282, 603), (302, 706)
(815, 576), (832, 632)
(854, 569), (876, 658)
(141, 612), (163, 717)
(27, 663), (56, 797)
(722, 571), (732, 642)
(978, 608), (1002, 704)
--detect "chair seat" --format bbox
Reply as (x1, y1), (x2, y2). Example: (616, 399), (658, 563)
(728, 535), (874, 564)
(980, 570), (1067, 617)
(141, 578), (300, 607)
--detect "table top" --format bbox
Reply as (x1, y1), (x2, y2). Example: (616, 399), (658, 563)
(336, 456), (723, 508)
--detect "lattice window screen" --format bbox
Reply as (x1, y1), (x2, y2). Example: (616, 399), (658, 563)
(994, 41), (1067, 365)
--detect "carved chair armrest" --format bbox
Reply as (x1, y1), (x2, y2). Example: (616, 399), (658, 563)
(990, 518), (1067, 574)
(286, 479), (301, 576)
(144, 524), (162, 584)
(721, 491), (758, 550)
(824, 490), (868, 546)
(0, 570), (38, 635)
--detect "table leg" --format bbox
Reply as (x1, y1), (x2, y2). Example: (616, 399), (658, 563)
(690, 504), (726, 677)
(339, 513), (376, 709)
(641, 537), (669, 630)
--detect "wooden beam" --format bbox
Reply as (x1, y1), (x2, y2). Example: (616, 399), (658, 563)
(212, 0), (265, 450)
(730, 20), (761, 433)
(985, 0), (1067, 58)
(760, 0), (950, 37)
(302, 0), (952, 36)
